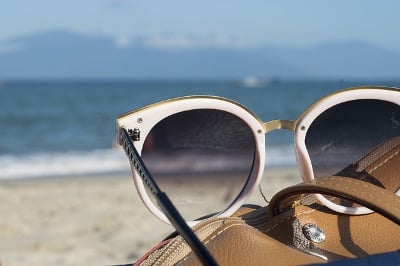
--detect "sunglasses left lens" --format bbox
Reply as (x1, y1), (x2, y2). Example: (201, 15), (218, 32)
(141, 109), (256, 221)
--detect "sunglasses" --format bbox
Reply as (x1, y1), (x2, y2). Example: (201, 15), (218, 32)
(116, 86), (400, 227)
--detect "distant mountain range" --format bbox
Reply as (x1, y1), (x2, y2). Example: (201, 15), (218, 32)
(0, 30), (399, 80)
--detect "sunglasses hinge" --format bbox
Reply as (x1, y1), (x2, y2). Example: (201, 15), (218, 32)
(128, 128), (141, 141)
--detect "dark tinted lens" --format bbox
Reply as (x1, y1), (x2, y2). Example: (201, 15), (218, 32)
(306, 100), (400, 192)
(142, 109), (256, 220)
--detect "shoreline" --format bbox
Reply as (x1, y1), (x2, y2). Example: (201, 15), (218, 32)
(0, 167), (299, 265)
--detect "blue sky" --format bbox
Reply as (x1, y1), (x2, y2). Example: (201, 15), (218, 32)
(2, 0), (400, 51)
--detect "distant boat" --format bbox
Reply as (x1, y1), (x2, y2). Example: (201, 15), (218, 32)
(241, 76), (265, 88)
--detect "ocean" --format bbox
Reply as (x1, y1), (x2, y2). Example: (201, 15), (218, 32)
(1, 79), (400, 180)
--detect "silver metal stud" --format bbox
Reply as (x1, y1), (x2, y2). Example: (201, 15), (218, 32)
(302, 223), (325, 243)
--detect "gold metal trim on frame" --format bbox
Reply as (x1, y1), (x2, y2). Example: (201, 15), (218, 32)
(117, 95), (265, 126)
(118, 86), (400, 135)
(295, 86), (400, 123)
(264, 120), (295, 132)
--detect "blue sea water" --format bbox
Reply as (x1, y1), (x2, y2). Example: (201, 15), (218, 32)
(1, 79), (400, 179)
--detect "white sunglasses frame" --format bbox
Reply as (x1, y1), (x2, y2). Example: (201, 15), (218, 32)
(116, 86), (400, 225)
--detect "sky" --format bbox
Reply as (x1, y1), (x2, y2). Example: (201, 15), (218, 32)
(2, 0), (400, 51)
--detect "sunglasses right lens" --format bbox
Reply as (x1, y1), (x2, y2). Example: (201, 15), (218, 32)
(306, 99), (400, 195)
(141, 109), (257, 221)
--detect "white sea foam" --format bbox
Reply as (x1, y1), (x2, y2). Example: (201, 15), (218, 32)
(0, 145), (296, 180)
(0, 149), (131, 180)
(265, 145), (297, 167)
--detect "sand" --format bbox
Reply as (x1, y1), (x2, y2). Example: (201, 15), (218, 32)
(0, 168), (300, 266)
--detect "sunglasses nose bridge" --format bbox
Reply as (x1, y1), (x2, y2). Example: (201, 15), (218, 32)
(263, 120), (296, 133)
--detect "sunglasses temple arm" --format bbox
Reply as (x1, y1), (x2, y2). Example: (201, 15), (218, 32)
(157, 193), (218, 266)
(120, 128), (218, 266)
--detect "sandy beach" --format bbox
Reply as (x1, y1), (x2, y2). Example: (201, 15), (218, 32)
(0, 168), (300, 266)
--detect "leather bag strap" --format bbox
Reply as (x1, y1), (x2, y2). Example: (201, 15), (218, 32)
(268, 176), (400, 225)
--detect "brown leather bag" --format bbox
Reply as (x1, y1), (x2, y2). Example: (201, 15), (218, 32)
(135, 138), (400, 266)
(135, 177), (399, 265)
